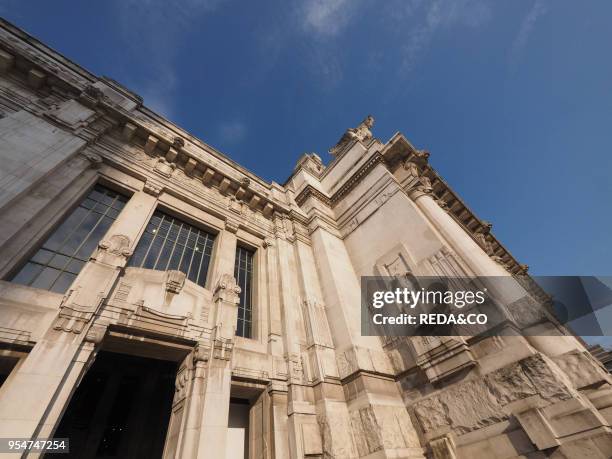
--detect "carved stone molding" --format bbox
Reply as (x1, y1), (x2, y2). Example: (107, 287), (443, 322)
(93, 234), (132, 265)
(53, 306), (95, 334)
(84, 322), (107, 344)
(225, 219), (239, 233)
(153, 158), (176, 178)
(165, 270), (186, 294)
(172, 136), (185, 149)
(83, 151), (103, 169)
(213, 336), (234, 361)
(213, 273), (241, 305)
(193, 340), (211, 363)
(143, 180), (163, 196)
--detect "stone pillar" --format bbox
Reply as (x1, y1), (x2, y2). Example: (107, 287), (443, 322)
(207, 221), (238, 287)
(403, 166), (523, 307)
(403, 160), (587, 357)
(162, 223), (241, 458)
(293, 237), (358, 458)
(195, 273), (240, 458)
(0, 189), (158, 447)
(310, 221), (424, 458)
(271, 215), (314, 459)
(162, 272), (240, 459)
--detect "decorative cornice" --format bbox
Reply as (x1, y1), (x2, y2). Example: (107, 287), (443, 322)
(294, 185), (331, 207)
(294, 152), (385, 208)
(0, 21), (289, 222)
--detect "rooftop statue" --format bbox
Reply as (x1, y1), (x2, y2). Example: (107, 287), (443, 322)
(328, 115), (375, 156)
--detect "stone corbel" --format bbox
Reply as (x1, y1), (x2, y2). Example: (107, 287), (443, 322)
(165, 270), (186, 294)
(83, 151), (103, 169)
(122, 122), (137, 141)
(403, 159), (434, 200)
(143, 180), (163, 196)
(263, 238), (274, 248)
(93, 234), (132, 265)
(213, 336), (234, 361)
(173, 136), (185, 149)
(0, 49), (15, 73)
(153, 158), (176, 178)
(145, 135), (159, 155)
(225, 218), (239, 233)
(193, 340), (211, 363)
(213, 273), (241, 305)
(27, 68), (46, 89)
(84, 322), (108, 345)
(79, 84), (104, 109)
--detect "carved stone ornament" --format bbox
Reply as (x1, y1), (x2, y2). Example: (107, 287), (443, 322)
(83, 151), (102, 169)
(165, 270), (186, 294)
(213, 273), (241, 305)
(329, 115), (375, 156)
(213, 336), (234, 360)
(263, 238), (274, 248)
(173, 136), (185, 149)
(153, 158), (176, 178)
(84, 323), (107, 344)
(225, 219), (239, 233)
(79, 84), (104, 108)
(240, 177), (251, 188)
(143, 181), (163, 196)
(193, 341), (210, 363)
(94, 234), (132, 264)
(214, 273), (241, 295)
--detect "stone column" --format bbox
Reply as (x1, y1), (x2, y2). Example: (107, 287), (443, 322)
(403, 161), (587, 356)
(0, 188), (158, 448)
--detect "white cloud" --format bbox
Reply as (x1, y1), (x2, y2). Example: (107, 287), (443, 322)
(218, 120), (247, 144)
(400, 0), (492, 73)
(509, 0), (548, 69)
(300, 0), (354, 38)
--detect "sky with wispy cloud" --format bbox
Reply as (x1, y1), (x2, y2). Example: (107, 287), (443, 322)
(3, 1), (611, 282)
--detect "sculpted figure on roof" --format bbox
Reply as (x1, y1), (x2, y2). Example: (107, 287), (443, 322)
(329, 115), (375, 156)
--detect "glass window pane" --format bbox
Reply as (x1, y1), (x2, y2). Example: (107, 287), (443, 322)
(31, 267), (60, 290)
(51, 272), (76, 294)
(127, 210), (215, 289)
(10, 185), (128, 292)
(48, 254), (70, 270)
(12, 262), (44, 286)
(31, 249), (53, 265)
(234, 246), (254, 338)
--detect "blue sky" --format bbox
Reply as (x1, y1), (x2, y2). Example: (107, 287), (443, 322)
(2, 0), (611, 278)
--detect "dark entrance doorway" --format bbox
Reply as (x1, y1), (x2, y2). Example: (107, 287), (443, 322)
(52, 350), (177, 458)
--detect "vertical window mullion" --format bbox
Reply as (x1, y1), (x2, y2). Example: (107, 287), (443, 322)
(153, 217), (174, 270)
(139, 214), (165, 268)
(177, 225), (193, 271)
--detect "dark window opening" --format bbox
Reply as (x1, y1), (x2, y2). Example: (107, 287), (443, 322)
(10, 184), (127, 293)
(128, 210), (215, 288)
(234, 246), (254, 338)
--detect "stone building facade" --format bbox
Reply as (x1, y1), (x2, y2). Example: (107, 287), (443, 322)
(0, 18), (611, 459)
